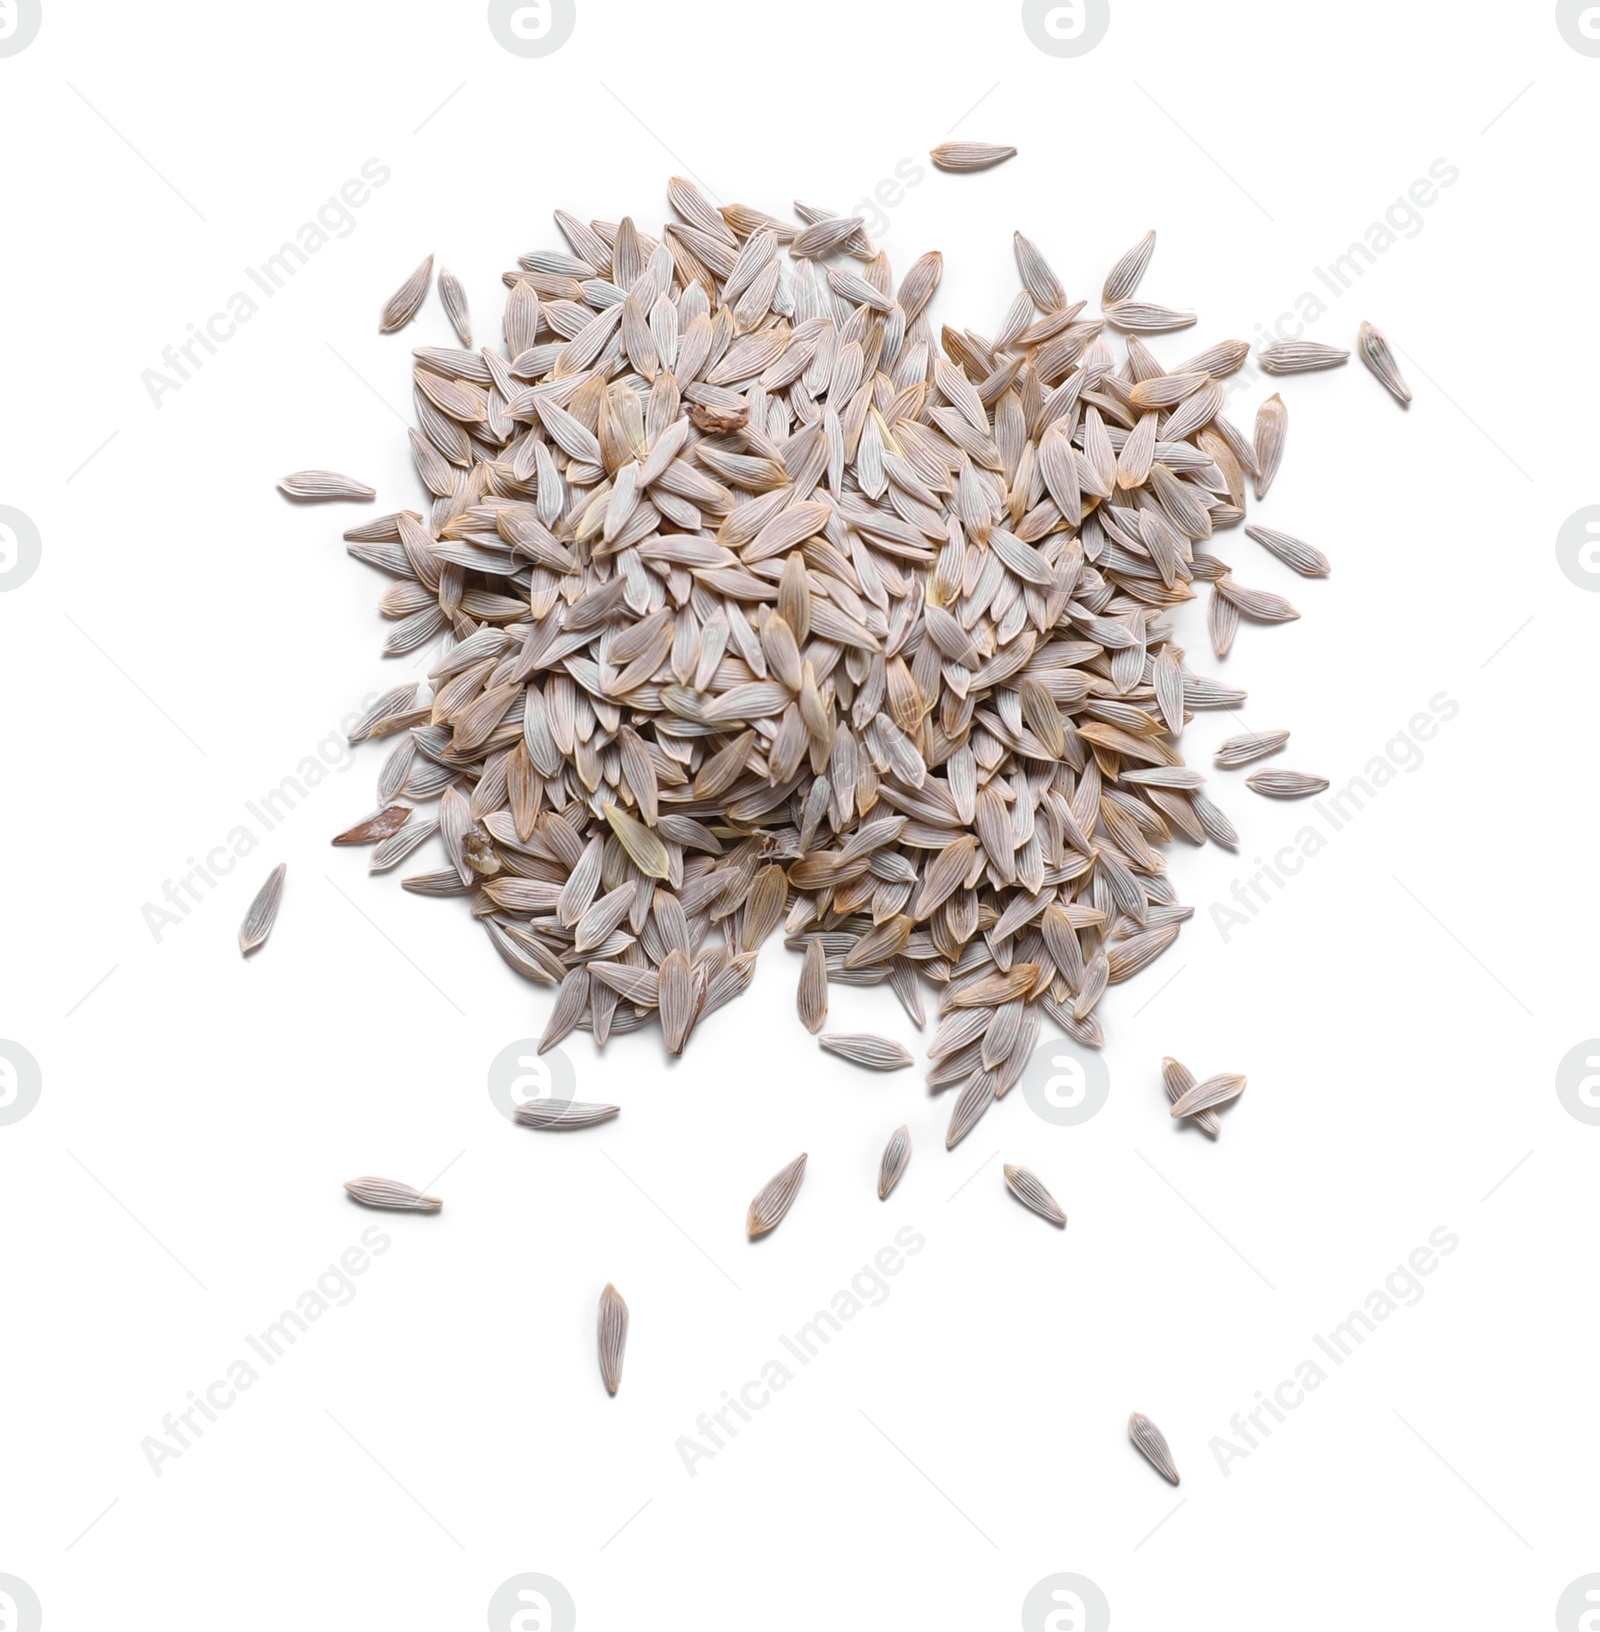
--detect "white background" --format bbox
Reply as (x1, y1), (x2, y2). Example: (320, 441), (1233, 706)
(1, 1), (1593, 1628)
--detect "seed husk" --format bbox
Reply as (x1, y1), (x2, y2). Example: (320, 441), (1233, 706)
(748, 1153), (807, 1237)
(1246, 769), (1329, 798)
(1128, 1411), (1179, 1484)
(1003, 1163), (1067, 1227)
(930, 142), (1018, 172)
(598, 1283), (628, 1395)
(343, 1176), (441, 1211)
(878, 1126), (911, 1198)
(238, 863), (286, 955)
(1357, 320), (1412, 404)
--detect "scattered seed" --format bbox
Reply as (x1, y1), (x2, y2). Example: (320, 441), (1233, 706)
(514, 1100), (621, 1129)
(380, 254), (433, 333)
(438, 266), (472, 347)
(947, 1073), (997, 1147)
(1169, 1072), (1246, 1118)
(1246, 769), (1329, 798)
(1252, 394), (1287, 501)
(331, 805), (412, 845)
(1161, 1056), (1219, 1138)
(748, 1153), (807, 1237)
(1129, 1411), (1179, 1484)
(279, 470), (375, 502)
(1244, 525), (1330, 577)
(1214, 730), (1289, 768)
(239, 863), (286, 955)
(1004, 1163), (1067, 1226)
(343, 1176), (441, 1211)
(930, 142), (1018, 172)
(797, 937), (828, 1034)
(819, 1034), (914, 1071)
(878, 1126), (911, 1198)
(1358, 320), (1412, 404)
(1257, 339), (1349, 374)
(598, 1283), (628, 1394)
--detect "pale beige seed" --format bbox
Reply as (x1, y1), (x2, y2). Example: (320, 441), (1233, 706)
(1102, 230), (1156, 305)
(1161, 1056), (1219, 1138)
(1217, 578), (1301, 622)
(930, 142), (1018, 172)
(1215, 730), (1290, 767)
(1244, 525), (1330, 577)
(515, 1100), (620, 1130)
(748, 1153), (807, 1237)
(1104, 300), (1196, 333)
(437, 266), (472, 347)
(598, 1283), (628, 1395)
(379, 254), (433, 333)
(1004, 1164), (1067, 1227)
(947, 1073), (996, 1147)
(1257, 339), (1349, 374)
(797, 937), (828, 1034)
(658, 949), (697, 1055)
(1253, 394), (1287, 500)
(239, 862), (286, 955)
(1169, 1072), (1246, 1119)
(343, 1176), (441, 1212)
(1358, 320), (1412, 404)
(1129, 1412), (1179, 1484)
(878, 1126), (911, 1199)
(1246, 769), (1328, 798)
(819, 1034), (914, 1071)
(279, 470), (376, 502)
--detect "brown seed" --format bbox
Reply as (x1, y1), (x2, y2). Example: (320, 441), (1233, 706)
(331, 805), (412, 845)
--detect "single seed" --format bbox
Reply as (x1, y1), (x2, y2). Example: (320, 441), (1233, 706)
(878, 1126), (911, 1198)
(1357, 320), (1412, 404)
(1129, 1411), (1180, 1484)
(1004, 1163), (1067, 1227)
(748, 1153), (807, 1237)
(598, 1283), (628, 1395)
(343, 1176), (441, 1211)
(930, 142), (1018, 172)
(238, 863), (286, 955)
